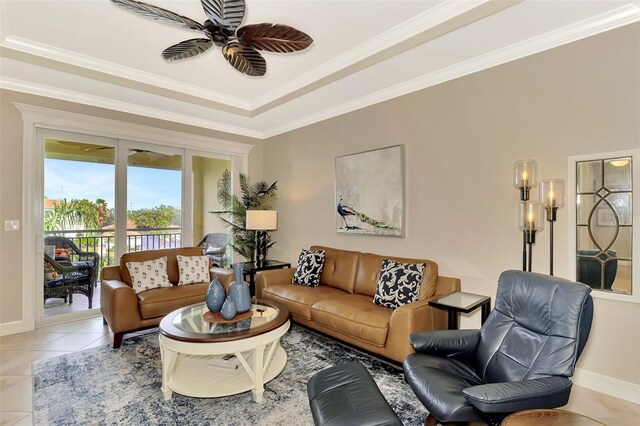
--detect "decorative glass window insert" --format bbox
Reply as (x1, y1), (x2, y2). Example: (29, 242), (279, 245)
(575, 157), (633, 294)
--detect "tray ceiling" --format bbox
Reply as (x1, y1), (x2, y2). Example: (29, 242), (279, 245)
(1, 0), (639, 139)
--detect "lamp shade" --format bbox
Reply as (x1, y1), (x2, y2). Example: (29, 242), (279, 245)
(246, 210), (278, 231)
(513, 159), (538, 190)
(539, 178), (565, 209)
(518, 201), (545, 232)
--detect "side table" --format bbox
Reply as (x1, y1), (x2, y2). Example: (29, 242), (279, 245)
(502, 409), (605, 425)
(428, 291), (491, 330)
(236, 260), (291, 296)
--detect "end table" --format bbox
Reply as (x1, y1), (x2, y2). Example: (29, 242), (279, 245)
(428, 291), (491, 330)
(236, 260), (291, 296)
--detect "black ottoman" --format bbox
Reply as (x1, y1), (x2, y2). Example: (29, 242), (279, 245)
(307, 362), (402, 426)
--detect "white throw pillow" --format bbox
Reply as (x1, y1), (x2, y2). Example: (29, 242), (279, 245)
(177, 255), (211, 285)
(126, 256), (171, 294)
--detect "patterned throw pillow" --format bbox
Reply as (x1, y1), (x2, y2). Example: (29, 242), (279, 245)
(373, 258), (425, 309)
(177, 255), (210, 285)
(126, 256), (171, 294)
(292, 249), (326, 287)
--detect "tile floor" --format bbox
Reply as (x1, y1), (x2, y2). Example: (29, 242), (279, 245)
(1, 316), (640, 425)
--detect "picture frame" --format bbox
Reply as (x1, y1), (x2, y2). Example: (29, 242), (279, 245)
(335, 145), (404, 237)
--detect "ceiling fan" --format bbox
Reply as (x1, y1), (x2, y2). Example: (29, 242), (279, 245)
(111, 0), (314, 76)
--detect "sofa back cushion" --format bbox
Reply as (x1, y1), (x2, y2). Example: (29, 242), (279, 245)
(310, 245), (359, 294)
(355, 253), (438, 299)
(120, 247), (204, 287)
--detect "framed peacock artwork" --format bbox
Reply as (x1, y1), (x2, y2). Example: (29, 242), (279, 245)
(335, 145), (404, 237)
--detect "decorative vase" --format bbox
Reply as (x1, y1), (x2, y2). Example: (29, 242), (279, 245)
(228, 263), (252, 314)
(205, 274), (226, 313)
(220, 297), (237, 320)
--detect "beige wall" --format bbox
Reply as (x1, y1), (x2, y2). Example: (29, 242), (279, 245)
(0, 89), (263, 324)
(263, 24), (640, 384)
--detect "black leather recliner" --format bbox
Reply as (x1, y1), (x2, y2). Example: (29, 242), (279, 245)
(403, 270), (593, 425)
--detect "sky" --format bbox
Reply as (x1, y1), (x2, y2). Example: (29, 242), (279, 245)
(45, 159), (181, 210)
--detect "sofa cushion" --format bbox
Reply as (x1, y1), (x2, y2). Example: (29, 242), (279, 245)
(310, 245), (359, 293)
(126, 257), (171, 294)
(373, 258), (425, 309)
(355, 252), (438, 299)
(311, 294), (391, 347)
(262, 284), (349, 320)
(292, 249), (325, 287)
(137, 282), (209, 319)
(120, 247), (204, 286)
(177, 255), (211, 285)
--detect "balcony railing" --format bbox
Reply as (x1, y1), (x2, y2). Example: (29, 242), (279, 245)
(44, 228), (182, 270)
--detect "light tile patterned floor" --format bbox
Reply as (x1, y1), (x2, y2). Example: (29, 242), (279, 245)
(1, 316), (639, 425)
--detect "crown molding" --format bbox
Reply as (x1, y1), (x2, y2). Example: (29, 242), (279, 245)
(1, 77), (264, 139)
(262, 4), (640, 138)
(1, 35), (252, 112)
(13, 102), (256, 155)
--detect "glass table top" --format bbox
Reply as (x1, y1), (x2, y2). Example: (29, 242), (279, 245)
(171, 302), (280, 336)
(430, 292), (490, 310)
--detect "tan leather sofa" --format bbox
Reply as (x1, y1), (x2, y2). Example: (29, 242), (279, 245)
(256, 246), (460, 363)
(101, 247), (232, 348)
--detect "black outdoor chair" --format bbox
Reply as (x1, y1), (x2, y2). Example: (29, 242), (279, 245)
(403, 270), (593, 425)
(196, 233), (230, 267)
(44, 236), (99, 308)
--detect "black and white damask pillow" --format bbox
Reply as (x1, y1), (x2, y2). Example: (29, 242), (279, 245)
(292, 249), (326, 287)
(373, 258), (425, 309)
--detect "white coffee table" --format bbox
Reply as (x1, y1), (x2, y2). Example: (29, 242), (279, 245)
(159, 299), (290, 403)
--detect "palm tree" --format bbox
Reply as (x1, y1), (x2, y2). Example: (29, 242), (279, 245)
(95, 198), (110, 227)
(211, 170), (277, 262)
(44, 198), (101, 232)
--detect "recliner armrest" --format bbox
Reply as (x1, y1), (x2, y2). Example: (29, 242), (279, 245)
(409, 329), (480, 360)
(462, 376), (572, 414)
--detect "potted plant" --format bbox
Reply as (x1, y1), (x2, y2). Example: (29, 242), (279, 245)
(211, 170), (277, 262)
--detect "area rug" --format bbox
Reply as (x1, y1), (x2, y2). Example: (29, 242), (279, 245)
(33, 325), (428, 425)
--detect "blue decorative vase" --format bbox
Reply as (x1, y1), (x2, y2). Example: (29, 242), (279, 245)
(205, 274), (226, 313)
(228, 263), (252, 314)
(220, 297), (237, 320)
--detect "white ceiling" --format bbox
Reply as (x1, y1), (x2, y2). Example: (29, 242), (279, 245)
(1, 0), (639, 139)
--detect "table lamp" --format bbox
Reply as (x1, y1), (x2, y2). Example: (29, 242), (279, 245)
(246, 210), (278, 265)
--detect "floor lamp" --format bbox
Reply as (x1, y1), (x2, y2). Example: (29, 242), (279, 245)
(518, 201), (545, 272)
(514, 160), (538, 271)
(246, 210), (278, 266)
(540, 178), (565, 276)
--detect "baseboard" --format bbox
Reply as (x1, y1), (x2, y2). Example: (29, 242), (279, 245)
(573, 367), (640, 405)
(0, 320), (24, 336)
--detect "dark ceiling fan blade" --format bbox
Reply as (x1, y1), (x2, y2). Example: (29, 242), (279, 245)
(200, 0), (245, 31)
(237, 23), (313, 53)
(162, 38), (213, 61)
(222, 42), (266, 76)
(111, 0), (204, 32)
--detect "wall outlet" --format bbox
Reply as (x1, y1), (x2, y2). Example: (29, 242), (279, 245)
(4, 220), (19, 231)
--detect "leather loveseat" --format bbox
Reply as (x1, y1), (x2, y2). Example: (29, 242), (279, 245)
(101, 247), (232, 348)
(256, 246), (461, 362)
